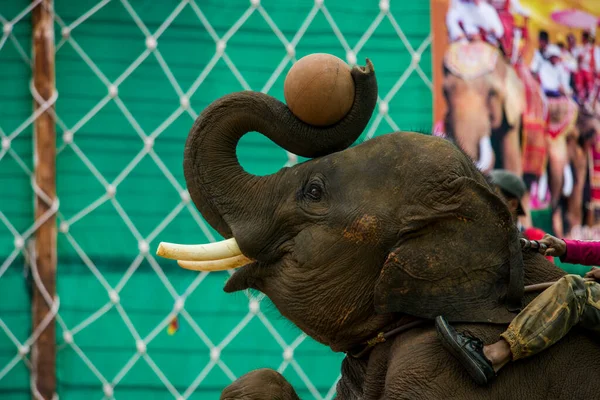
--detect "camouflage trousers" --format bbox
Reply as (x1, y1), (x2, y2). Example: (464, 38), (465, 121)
(500, 275), (600, 360)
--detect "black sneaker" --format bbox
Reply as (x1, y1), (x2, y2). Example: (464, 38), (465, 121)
(435, 316), (496, 386)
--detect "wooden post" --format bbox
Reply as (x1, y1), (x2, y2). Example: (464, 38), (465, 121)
(32, 0), (56, 399)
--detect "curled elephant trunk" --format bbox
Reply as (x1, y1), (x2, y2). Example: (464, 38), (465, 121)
(164, 59), (377, 264)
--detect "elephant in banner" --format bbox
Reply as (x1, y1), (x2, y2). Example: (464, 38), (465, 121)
(545, 95), (579, 237)
(441, 41), (524, 176)
(160, 60), (600, 399)
(565, 105), (600, 231)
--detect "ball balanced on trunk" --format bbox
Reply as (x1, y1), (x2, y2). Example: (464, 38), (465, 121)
(284, 53), (355, 127)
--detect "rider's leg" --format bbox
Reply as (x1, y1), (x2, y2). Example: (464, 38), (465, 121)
(498, 275), (600, 362)
(436, 275), (600, 385)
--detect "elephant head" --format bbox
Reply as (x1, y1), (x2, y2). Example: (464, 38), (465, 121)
(442, 42), (524, 171)
(160, 59), (524, 353)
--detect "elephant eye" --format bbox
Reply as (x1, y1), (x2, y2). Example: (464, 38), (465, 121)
(306, 183), (323, 201)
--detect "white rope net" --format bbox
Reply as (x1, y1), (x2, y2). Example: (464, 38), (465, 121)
(0, 0), (432, 398)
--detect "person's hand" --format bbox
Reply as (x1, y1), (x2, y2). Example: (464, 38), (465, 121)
(584, 267), (600, 282)
(537, 234), (567, 257)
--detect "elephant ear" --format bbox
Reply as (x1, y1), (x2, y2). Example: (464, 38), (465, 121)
(373, 176), (524, 324)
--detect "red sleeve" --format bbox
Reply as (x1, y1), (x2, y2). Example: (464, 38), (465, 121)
(561, 239), (600, 266)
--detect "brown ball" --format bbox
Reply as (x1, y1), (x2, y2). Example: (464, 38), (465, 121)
(284, 53), (355, 127)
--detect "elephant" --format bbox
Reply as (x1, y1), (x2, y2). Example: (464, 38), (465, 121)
(545, 95), (579, 237)
(160, 59), (600, 399)
(566, 105), (600, 230)
(442, 41), (524, 177)
(586, 121), (600, 227)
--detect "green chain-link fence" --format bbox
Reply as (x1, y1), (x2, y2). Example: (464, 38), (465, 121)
(0, 0), (432, 398)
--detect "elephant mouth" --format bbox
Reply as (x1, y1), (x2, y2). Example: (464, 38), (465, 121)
(156, 238), (253, 272)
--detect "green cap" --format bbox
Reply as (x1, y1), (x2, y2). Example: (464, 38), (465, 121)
(488, 169), (526, 215)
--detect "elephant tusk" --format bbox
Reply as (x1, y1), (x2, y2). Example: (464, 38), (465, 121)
(156, 238), (242, 261)
(177, 254), (252, 272)
(475, 136), (494, 172)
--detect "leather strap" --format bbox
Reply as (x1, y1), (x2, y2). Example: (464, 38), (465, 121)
(347, 319), (428, 359)
(505, 227), (525, 313)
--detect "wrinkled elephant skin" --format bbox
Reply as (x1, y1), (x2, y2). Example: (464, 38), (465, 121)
(219, 254), (600, 400)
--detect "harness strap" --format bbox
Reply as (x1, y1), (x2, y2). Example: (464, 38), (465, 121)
(505, 227), (525, 312)
(347, 319), (428, 359)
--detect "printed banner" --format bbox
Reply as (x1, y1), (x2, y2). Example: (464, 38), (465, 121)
(431, 0), (600, 239)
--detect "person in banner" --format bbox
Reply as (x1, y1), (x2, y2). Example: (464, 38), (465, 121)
(488, 0), (531, 62)
(539, 44), (572, 99)
(530, 30), (549, 79)
(539, 44), (578, 238)
(573, 31), (598, 107)
(435, 234), (600, 386)
(446, 0), (504, 46)
(562, 34), (579, 86)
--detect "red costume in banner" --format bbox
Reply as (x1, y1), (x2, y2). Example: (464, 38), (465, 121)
(575, 44), (596, 103)
(489, 0), (514, 59)
(515, 63), (547, 178)
(589, 135), (600, 210)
